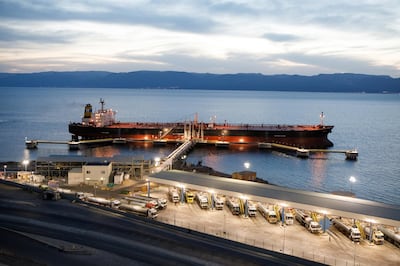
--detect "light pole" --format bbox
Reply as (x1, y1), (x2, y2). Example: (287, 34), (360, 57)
(146, 178), (151, 197)
(3, 165), (6, 178)
(22, 160), (29, 171)
(282, 223), (286, 253)
(349, 176), (356, 193)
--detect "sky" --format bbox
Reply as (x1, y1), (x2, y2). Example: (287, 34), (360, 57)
(0, 0), (399, 77)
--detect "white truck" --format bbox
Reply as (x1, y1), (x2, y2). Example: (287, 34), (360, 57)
(87, 196), (121, 208)
(169, 188), (180, 203)
(247, 202), (257, 217)
(363, 226), (384, 245)
(122, 196), (158, 208)
(214, 196), (224, 210)
(283, 211), (294, 225)
(331, 218), (361, 241)
(196, 192), (209, 209)
(295, 210), (322, 234)
(257, 203), (278, 224)
(226, 198), (240, 215)
(138, 195), (167, 209)
(119, 203), (158, 219)
(75, 192), (94, 200)
(378, 226), (399, 248)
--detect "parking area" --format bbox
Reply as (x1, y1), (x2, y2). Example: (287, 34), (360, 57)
(142, 185), (399, 266)
(17, 176), (398, 266)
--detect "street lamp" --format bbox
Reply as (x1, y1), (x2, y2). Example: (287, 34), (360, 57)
(349, 176), (356, 193)
(146, 178), (150, 197)
(3, 165), (6, 178)
(22, 160), (29, 171)
(244, 161), (250, 169)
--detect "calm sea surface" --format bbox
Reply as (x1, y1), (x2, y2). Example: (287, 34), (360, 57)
(0, 87), (399, 205)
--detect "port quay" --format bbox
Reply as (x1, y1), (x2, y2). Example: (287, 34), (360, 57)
(1, 131), (398, 265)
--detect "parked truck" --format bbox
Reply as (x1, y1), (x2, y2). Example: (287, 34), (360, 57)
(331, 218), (361, 241)
(284, 211), (294, 225)
(42, 189), (61, 201)
(87, 196), (121, 208)
(363, 226), (384, 245)
(247, 202), (257, 217)
(75, 192), (94, 200)
(214, 196), (224, 210)
(258, 203), (278, 224)
(135, 194), (168, 209)
(118, 203), (158, 219)
(295, 210), (322, 233)
(122, 196), (157, 209)
(378, 226), (400, 248)
(169, 188), (180, 203)
(226, 198), (240, 215)
(196, 192), (209, 209)
(185, 191), (195, 203)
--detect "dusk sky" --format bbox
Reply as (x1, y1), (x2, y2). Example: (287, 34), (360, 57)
(1, 0), (399, 77)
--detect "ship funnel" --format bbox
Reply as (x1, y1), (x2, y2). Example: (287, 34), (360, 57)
(84, 104), (93, 119)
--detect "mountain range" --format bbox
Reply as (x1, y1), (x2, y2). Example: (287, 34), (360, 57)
(0, 71), (399, 93)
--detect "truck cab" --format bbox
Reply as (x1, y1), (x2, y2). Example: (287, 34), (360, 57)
(214, 197), (224, 210)
(285, 212), (294, 225)
(267, 211), (278, 224)
(248, 204), (257, 217)
(306, 219), (322, 234)
(349, 225), (361, 242)
(185, 191), (194, 203)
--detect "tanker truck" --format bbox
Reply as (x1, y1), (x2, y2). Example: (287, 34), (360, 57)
(226, 197), (240, 215)
(87, 196), (121, 208)
(378, 226), (400, 248)
(362, 226), (384, 245)
(295, 210), (322, 233)
(257, 203), (278, 224)
(118, 203), (158, 219)
(331, 218), (361, 242)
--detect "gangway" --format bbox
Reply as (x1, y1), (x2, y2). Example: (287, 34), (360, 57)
(311, 212), (319, 222)
(156, 140), (196, 172)
(274, 205), (281, 222)
(356, 220), (366, 239)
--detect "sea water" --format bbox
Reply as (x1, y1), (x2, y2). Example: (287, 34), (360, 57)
(0, 87), (399, 205)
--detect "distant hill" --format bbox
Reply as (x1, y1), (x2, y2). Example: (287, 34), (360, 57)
(0, 71), (399, 93)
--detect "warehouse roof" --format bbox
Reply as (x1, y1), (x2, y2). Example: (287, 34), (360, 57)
(149, 170), (400, 227)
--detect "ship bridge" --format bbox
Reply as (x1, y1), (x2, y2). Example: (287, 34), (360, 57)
(147, 170), (400, 228)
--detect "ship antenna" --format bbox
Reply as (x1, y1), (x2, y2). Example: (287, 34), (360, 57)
(100, 98), (105, 112)
(320, 112), (325, 126)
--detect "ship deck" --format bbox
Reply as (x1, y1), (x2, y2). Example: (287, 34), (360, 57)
(108, 122), (333, 131)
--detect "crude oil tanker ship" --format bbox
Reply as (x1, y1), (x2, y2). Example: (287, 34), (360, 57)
(69, 99), (334, 149)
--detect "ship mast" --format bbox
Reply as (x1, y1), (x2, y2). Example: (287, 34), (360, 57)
(320, 112), (325, 126)
(100, 98), (105, 113)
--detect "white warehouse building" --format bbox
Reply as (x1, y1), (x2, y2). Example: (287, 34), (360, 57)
(67, 162), (112, 186)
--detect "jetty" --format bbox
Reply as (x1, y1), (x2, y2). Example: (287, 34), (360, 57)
(25, 136), (357, 161)
(25, 137), (114, 150)
(258, 142), (358, 160)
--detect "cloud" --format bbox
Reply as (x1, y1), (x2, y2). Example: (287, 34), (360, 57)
(0, 25), (75, 44)
(262, 33), (300, 42)
(0, 0), (399, 77)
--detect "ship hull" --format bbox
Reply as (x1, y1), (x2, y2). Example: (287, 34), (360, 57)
(69, 122), (334, 149)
